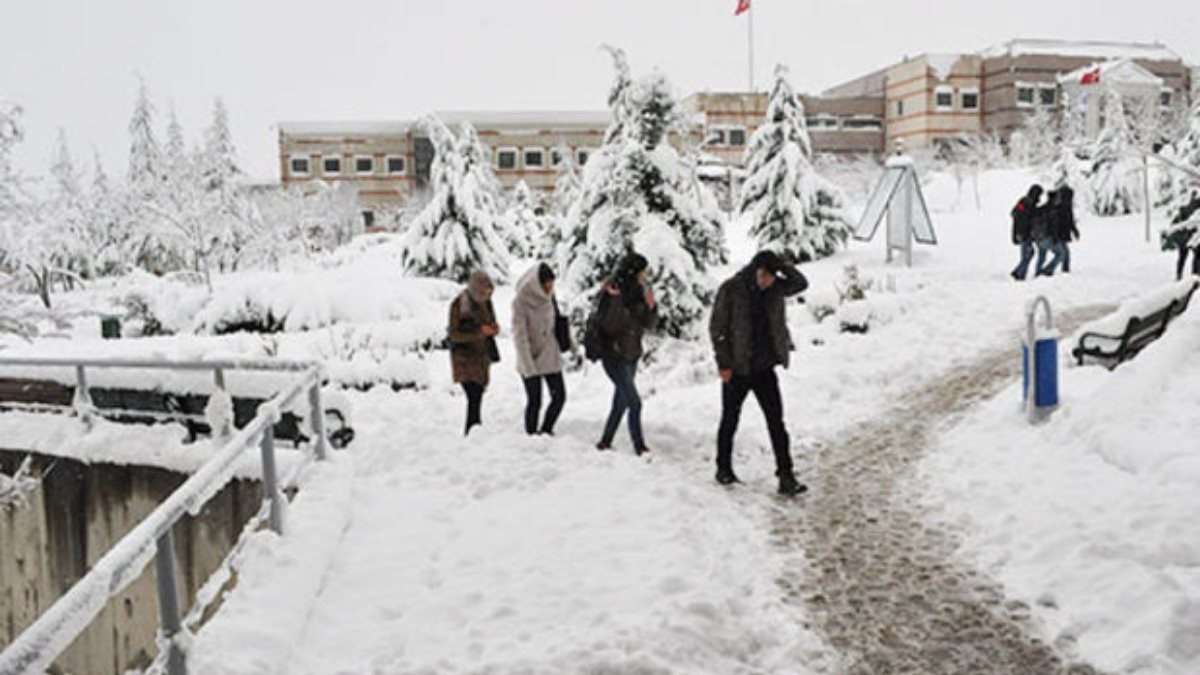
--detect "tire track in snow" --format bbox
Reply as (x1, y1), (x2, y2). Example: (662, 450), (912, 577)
(776, 305), (1114, 675)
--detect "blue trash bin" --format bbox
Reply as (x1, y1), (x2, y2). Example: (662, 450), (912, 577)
(1022, 334), (1059, 408)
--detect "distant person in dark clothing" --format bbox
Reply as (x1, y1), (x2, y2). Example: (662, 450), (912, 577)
(1039, 186), (1080, 276)
(1010, 184), (1044, 280)
(709, 250), (809, 496)
(448, 271), (499, 436)
(595, 252), (657, 455)
(1166, 190), (1200, 280)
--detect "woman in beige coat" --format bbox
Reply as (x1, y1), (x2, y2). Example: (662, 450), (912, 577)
(511, 263), (570, 435)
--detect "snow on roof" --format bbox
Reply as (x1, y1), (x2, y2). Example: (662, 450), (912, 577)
(980, 39), (1182, 62)
(278, 121), (413, 136)
(279, 111), (610, 137)
(433, 110), (610, 129)
(926, 54), (962, 81)
(1058, 58), (1164, 87)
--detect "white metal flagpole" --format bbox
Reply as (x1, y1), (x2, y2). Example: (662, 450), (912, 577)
(747, 3), (755, 92)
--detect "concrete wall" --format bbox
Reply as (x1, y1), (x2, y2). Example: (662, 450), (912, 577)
(0, 451), (261, 675)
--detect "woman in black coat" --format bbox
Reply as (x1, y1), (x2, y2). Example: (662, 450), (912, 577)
(595, 252), (657, 455)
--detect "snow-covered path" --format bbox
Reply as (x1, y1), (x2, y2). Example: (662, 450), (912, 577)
(776, 305), (1112, 675)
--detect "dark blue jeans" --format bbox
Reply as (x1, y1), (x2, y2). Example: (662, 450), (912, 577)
(1041, 241), (1069, 275)
(600, 358), (645, 450)
(1011, 240), (1034, 280)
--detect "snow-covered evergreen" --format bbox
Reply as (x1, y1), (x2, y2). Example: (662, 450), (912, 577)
(501, 180), (539, 258)
(1160, 103), (1200, 217)
(1086, 89), (1143, 216)
(561, 49), (726, 338)
(399, 117), (511, 283)
(1017, 106), (1061, 168)
(737, 65), (852, 264)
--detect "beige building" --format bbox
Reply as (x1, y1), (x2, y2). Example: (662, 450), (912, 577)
(278, 112), (609, 225)
(825, 39), (1193, 153)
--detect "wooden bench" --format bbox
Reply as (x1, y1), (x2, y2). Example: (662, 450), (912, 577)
(0, 378), (355, 448)
(1072, 280), (1198, 368)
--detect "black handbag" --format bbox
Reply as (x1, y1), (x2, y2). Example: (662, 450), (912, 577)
(486, 336), (501, 363)
(553, 297), (571, 352)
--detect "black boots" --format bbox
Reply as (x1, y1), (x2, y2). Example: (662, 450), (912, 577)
(715, 469), (740, 485)
(777, 474), (807, 496)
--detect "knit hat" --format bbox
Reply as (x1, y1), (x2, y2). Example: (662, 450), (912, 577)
(467, 270), (494, 302)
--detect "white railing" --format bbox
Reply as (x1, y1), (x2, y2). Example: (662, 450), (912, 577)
(0, 357), (331, 675)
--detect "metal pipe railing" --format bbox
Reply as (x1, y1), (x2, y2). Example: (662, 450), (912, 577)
(0, 359), (331, 675)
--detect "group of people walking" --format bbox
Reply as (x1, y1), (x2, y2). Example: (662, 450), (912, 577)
(446, 250), (809, 496)
(1010, 183), (1079, 280)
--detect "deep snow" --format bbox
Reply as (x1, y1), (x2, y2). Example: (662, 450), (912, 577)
(1, 166), (1197, 674)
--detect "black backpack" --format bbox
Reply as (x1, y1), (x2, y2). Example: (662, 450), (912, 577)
(581, 293), (609, 362)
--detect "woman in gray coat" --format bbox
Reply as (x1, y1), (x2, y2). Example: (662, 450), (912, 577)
(512, 263), (570, 435)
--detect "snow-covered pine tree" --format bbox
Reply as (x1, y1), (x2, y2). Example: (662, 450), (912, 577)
(538, 146), (580, 260)
(562, 50), (726, 338)
(1086, 89), (1143, 216)
(127, 79), (161, 199)
(199, 98), (253, 270)
(86, 151), (126, 275)
(738, 64), (852, 264)
(502, 180), (539, 258)
(47, 129), (92, 281)
(1161, 102), (1200, 217)
(1019, 105), (1060, 167)
(399, 117), (511, 283)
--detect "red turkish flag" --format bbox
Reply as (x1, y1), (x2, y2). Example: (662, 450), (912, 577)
(1080, 68), (1101, 85)
(735, 0), (751, 15)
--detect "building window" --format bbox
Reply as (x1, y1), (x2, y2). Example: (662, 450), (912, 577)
(961, 89), (980, 110)
(290, 156), (310, 176)
(497, 148), (518, 170)
(896, 100), (904, 117)
(707, 128), (727, 145)
(362, 210), (375, 229)
(1016, 84), (1035, 107)
(577, 148), (591, 166)
(727, 127), (747, 146)
(1161, 88), (1173, 107)
(355, 156), (374, 174)
(842, 116), (882, 130)
(551, 148), (564, 166)
(524, 147), (545, 168)
(322, 156), (342, 175)
(1038, 86), (1057, 107)
(386, 156), (406, 175)
(934, 86), (954, 111)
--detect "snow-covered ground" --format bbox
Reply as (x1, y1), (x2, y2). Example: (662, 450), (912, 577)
(2, 167), (1197, 673)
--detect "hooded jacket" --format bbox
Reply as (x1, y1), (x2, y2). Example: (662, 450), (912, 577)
(511, 265), (566, 378)
(710, 260), (807, 376)
(448, 290), (497, 385)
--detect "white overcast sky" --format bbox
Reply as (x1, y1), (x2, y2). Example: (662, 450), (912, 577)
(2, 0), (1197, 180)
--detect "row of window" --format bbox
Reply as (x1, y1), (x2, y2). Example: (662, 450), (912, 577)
(495, 146), (593, 171)
(932, 86), (980, 112)
(1015, 83), (1058, 108)
(806, 115), (884, 131)
(290, 155), (407, 177)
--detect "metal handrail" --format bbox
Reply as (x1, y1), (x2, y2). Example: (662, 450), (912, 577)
(0, 358), (332, 675)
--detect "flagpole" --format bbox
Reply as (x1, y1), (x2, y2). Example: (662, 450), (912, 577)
(747, 4), (755, 92)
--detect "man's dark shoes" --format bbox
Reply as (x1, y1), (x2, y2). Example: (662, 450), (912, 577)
(596, 441), (612, 451)
(635, 445), (650, 457)
(777, 474), (807, 496)
(715, 469), (740, 486)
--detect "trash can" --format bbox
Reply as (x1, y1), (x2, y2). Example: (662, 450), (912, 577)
(1022, 332), (1059, 408)
(1022, 295), (1059, 421)
(101, 315), (122, 339)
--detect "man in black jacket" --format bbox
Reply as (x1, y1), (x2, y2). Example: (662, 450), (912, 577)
(1011, 184), (1043, 280)
(709, 251), (808, 496)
